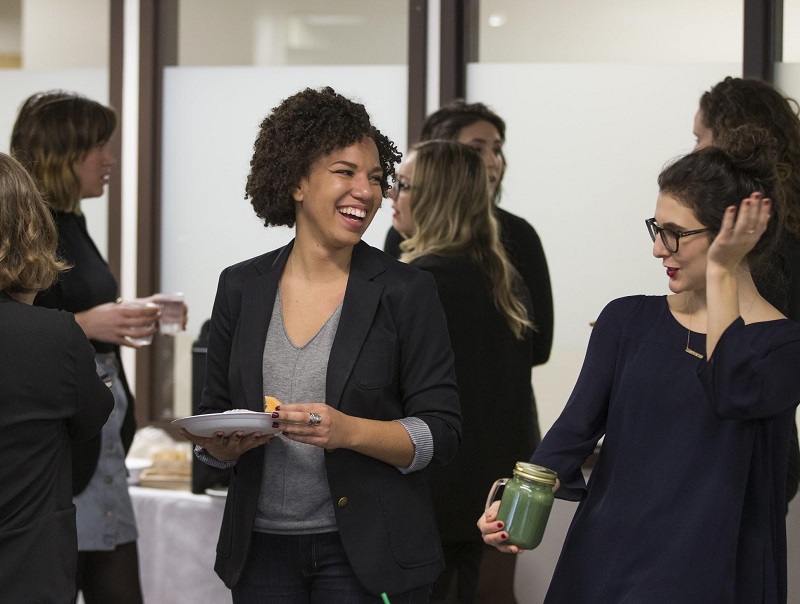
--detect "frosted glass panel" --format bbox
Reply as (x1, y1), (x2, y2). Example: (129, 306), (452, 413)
(0, 68), (110, 258)
(785, 0), (800, 62)
(160, 65), (407, 336)
(775, 63), (800, 106)
(178, 0), (408, 66)
(467, 62), (738, 447)
(478, 0), (742, 63)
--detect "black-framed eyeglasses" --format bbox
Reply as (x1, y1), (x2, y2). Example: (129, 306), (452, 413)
(645, 218), (710, 253)
(388, 180), (412, 198)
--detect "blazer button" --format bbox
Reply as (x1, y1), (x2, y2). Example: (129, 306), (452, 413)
(337, 497), (348, 508)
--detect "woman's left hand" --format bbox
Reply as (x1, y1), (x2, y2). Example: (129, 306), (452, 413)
(477, 500), (524, 554)
(274, 403), (350, 450)
(707, 192), (771, 272)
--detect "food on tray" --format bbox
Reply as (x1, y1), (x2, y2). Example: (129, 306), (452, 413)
(139, 446), (192, 486)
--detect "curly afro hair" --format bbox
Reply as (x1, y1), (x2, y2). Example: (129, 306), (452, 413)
(245, 86), (401, 227)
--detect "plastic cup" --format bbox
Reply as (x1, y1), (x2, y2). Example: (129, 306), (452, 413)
(123, 301), (159, 346)
(154, 293), (184, 336)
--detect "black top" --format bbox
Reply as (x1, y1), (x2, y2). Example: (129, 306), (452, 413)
(384, 206), (553, 366)
(413, 254), (538, 542)
(0, 291), (113, 601)
(35, 212), (117, 353)
(533, 296), (800, 602)
(33, 211), (137, 494)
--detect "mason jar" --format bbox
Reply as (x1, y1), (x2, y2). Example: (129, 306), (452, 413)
(486, 462), (557, 550)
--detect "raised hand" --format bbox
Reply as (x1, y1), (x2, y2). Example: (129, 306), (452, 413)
(707, 192), (771, 272)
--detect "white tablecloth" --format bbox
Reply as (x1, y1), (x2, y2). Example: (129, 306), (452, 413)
(130, 486), (230, 604)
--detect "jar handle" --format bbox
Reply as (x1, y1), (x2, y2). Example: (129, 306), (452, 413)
(485, 477), (509, 509)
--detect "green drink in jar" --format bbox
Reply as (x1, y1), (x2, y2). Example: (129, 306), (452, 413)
(485, 462), (557, 550)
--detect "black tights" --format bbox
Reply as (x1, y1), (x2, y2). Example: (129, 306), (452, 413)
(75, 541), (143, 604)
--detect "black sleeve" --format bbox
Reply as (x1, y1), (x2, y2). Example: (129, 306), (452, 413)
(787, 421), (800, 505)
(500, 215), (554, 366)
(383, 227), (404, 259)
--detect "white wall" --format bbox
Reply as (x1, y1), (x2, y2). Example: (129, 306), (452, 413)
(468, 62), (738, 431)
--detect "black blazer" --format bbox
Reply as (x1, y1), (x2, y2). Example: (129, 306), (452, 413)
(201, 241), (461, 595)
(0, 291), (113, 602)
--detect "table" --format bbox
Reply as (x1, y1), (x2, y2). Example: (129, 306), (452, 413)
(130, 486), (230, 604)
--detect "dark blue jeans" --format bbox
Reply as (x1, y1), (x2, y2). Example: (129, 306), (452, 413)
(232, 531), (432, 604)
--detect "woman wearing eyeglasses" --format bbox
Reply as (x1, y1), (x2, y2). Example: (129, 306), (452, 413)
(388, 99), (552, 604)
(394, 140), (535, 604)
(478, 124), (800, 602)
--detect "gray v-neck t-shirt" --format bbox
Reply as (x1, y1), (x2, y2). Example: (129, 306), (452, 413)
(254, 290), (341, 534)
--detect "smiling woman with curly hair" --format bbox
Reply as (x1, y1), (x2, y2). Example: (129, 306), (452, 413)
(181, 86), (461, 603)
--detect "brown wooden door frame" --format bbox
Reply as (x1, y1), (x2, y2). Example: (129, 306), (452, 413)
(744, 0), (783, 82)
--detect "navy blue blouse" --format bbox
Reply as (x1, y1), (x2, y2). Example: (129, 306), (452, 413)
(533, 295), (800, 603)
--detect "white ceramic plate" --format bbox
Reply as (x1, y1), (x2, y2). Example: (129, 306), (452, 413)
(125, 457), (153, 485)
(205, 487), (229, 498)
(172, 411), (280, 438)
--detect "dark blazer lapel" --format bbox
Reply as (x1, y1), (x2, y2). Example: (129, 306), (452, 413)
(237, 242), (292, 411)
(326, 242), (386, 409)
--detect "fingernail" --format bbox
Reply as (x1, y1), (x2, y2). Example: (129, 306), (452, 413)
(764, 198), (771, 206)
(501, 533), (508, 540)
(271, 412), (279, 418)
(496, 522), (504, 529)
(275, 405), (281, 411)
(272, 422), (279, 428)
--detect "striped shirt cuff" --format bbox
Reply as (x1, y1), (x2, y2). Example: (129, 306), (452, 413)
(395, 417), (433, 474)
(194, 445), (237, 469)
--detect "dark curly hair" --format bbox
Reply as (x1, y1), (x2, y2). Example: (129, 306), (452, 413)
(658, 124), (783, 270)
(700, 77), (800, 239)
(245, 86), (401, 227)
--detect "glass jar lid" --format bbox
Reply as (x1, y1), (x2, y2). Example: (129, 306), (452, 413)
(513, 462), (557, 486)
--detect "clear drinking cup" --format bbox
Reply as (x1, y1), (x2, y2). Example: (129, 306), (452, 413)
(153, 293), (184, 336)
(123, 301), (159, 346)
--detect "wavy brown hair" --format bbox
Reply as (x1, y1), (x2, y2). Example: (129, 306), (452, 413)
(0, 152), (69, 293)
(700, 77), (800, 239)
(10, 91), (117, 214)
(400, 140), (532, 339)
(246, 86), (401, 227)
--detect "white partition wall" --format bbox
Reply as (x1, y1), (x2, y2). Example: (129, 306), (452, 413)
(467, 62), (737, 432)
